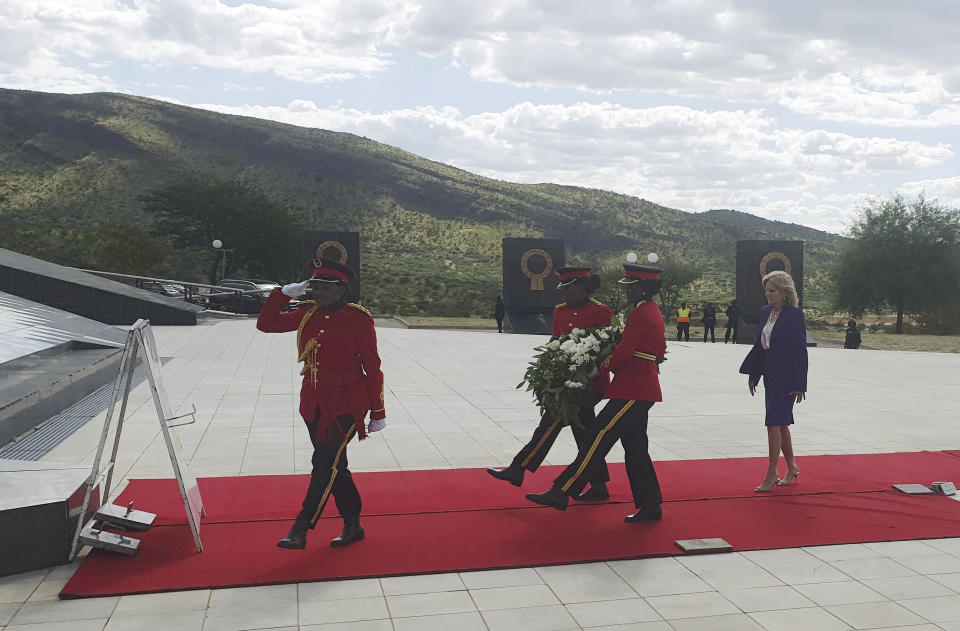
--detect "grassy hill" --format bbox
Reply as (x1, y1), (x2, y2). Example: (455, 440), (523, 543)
(0, 88), (844, 315)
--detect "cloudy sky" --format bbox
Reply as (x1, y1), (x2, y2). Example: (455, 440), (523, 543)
(3, 0), (959, 234)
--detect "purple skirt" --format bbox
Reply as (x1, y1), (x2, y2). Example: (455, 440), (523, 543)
(763, 382), (795, 426)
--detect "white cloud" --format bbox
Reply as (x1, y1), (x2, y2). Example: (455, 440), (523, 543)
(0, 0), (403, 86)
(0, 49), (117, 93)
(388, 0), (960, 126)
(898, 176), (960, 208)
(4, 1), (960, 125)
(184, 98), (952, 232)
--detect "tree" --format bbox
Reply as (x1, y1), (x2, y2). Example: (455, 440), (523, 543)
(141, 179), (302, 282)
(833, 194), (960, 333)
(657, 259), (706, 316)
(90, 222), (169, 275)
(594, 258), (704, 317)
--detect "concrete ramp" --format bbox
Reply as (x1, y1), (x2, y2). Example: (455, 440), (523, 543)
(0, 291), (127, 448)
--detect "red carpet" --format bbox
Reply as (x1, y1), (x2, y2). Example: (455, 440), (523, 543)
(61, 451), (960, 598)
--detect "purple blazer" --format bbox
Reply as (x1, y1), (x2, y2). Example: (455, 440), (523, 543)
(739, 304), (808, 393)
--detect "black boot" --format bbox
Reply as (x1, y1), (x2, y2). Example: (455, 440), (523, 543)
(487, 466), (524, 487)
(573, 483), (610, 501)
(330, 515), (365, 547)
(277, 519), (309, 549)
(526, 487), (568, 511)
(624, 507), (662, 523)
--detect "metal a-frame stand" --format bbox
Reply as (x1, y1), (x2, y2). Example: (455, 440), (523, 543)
(69, 319), (205, 558)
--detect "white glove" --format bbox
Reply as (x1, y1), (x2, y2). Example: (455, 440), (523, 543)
(588, 366), (599, 378)
(367, 418), (387, 433)
(281, 280), (310, 297)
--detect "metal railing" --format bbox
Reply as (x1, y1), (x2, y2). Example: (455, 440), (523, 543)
(69, 268), (272, 313)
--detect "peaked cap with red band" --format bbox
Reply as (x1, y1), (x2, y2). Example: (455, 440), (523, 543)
(308, 258), (356, 284)
(618, 263), (663, 284)
(555, 266), (592, 288)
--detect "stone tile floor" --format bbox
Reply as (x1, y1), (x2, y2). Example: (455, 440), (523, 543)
(2, 319), (960, 630)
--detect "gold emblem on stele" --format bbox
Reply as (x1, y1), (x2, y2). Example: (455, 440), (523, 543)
(759, 251), (792, 277)
(316, 241), (348, 264)
(520, 248), (553, 291)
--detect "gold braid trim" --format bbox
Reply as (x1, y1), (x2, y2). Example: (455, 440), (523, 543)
(347, 302), (372, 316)
(296, 305), (319, 387)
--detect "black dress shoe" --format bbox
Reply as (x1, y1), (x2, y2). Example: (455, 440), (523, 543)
(573, 484), (610, 501)
(624, 508), (662, 523)
(277, 522), (309, 549)
(525, 488), (568, 511)
(331, 515), (365, 547)
(487, 466), (524, 487)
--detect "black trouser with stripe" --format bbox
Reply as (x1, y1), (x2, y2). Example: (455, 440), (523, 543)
(552, 399), (662, 510)
(296, 413), (361, 528)
(510, 394), (609, 485)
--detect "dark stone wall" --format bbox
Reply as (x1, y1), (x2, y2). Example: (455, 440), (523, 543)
(0, 249), (201, 326)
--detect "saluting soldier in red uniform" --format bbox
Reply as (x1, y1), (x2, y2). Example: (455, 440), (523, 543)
(488, 266), (612, 501)
(527, 261), (667, 522)
(256, 259), (386, 549)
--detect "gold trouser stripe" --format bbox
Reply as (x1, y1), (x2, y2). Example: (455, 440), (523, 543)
(520, 416), (563, 468)
(310, 426), (356, 524)
(561, 400), (635, 493)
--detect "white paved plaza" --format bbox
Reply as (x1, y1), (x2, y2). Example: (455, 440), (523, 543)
(3, 319), (960, 630)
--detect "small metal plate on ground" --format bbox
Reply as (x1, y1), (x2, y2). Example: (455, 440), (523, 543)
(94, 504), (156, 530)
(78, 527), (140, 555)
(931, 482), (957, 496)
(892, 483), (936, 495)
(675, 538), (733, 554)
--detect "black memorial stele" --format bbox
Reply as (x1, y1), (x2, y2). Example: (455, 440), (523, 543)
(735, 240), (814, 346)
(502, 238), (565, 334)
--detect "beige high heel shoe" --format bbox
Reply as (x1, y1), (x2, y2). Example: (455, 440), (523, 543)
(777, 470), (800, 486)
(754, 478), (780, 492)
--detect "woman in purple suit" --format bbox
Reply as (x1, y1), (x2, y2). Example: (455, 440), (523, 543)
(739, 270), (808, 492)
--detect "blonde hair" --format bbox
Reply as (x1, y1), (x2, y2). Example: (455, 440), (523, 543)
(762, 270), (798, 307)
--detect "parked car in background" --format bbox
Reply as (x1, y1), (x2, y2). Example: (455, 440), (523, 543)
(204, 279), (280, 314)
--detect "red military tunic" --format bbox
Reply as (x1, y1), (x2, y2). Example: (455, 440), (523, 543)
(257, 288), (385, 440)
(552, 298), (613, 336)
(603, 300), (666, 402)
(553, 298), (613, 392)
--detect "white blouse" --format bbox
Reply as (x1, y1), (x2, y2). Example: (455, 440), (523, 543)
(760, 318), (775, 349)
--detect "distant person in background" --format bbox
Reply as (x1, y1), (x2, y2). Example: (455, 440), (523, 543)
(702, 302), (717, 343)
(739, 271), (807, 493)
(488, 267), (612, 501)
(724, 299), (741, 343)
(844, 318), (862, 349)
(495, 295), (506, 333)
(676, 303), (691, 341)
